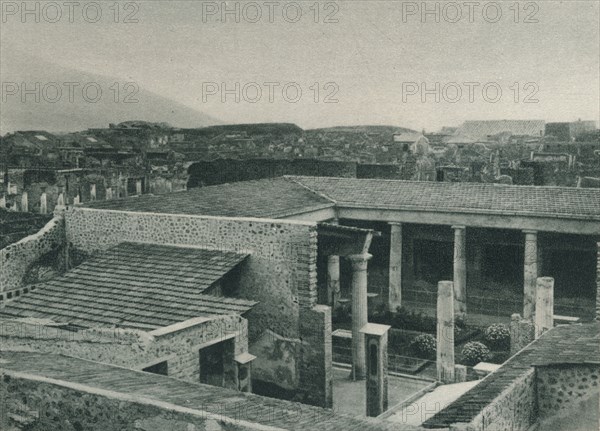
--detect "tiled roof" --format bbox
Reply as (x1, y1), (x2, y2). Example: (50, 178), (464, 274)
(423, 323), (600, 428)
(85, 177), (334, 218)
(0, 242), (255, 330)
(289, 176), (600, 220)
(455, 120), (545, 140)
(0, 351), (421, 431)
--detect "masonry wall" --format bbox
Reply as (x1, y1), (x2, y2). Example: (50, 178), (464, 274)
(63, 207), (327, 403)
(536, 364), (600, 420)
(0, 214), (65, 299)
(0, 315), (248, 384)
(0, 375), (259, 431)
(464, 369), (537, 431)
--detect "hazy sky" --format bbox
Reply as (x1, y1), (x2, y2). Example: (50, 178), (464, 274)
(1, 0), (599, 130)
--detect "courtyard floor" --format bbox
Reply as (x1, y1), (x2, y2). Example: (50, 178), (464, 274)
(332, 366), (433, 418)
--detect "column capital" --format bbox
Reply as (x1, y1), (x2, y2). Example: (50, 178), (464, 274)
(523, 229), (538, 235)
(451, 225), (466, 231)
(348, 253), (372, 271)
(388, 221), (402, 227)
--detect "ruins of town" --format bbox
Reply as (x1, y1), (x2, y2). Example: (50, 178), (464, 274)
(1, 1), (599, 430)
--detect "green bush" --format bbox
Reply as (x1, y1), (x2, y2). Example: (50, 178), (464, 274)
(484, 324), (510, 351)
(461, 341), (491, 366)
(410, 334), (436, 360)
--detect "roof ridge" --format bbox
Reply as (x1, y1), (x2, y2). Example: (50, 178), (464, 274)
(283, 176), (338, 204)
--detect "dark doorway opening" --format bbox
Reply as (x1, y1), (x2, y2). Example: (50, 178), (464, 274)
(200, 340), (230, 386)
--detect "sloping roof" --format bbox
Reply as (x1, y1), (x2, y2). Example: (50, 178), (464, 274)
(0, 351), (421, 431)
(423, 323), (600, 428)
(289, 176), (600, 220)
(0, 242), (255, 330)
(86, 177), (335, 218)
(455, 120), (545, 140)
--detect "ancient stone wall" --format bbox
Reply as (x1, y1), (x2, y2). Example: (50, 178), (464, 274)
(466, 369), (537, 431)
(357, 164), (402, 179)
(0, 214), (65, 299)
(536, 364), (600, 420)
(0, 375), (260, 431)
(64, 207), (328, 403)
(0, 315), (248, 384)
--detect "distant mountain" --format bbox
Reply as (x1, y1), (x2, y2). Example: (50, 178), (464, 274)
(307, 125), (417, 134)
(0, 51), (220, 134)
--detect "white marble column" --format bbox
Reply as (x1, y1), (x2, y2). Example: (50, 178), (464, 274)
(523, 230), (538, 320)
(453, 226), (467, 317)
(349, 253), (372, 380)
(389, 222), (402, 311)
(327, 255), (340, 308)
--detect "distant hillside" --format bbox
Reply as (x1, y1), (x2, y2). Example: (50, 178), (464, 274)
(181, 123), (303, 137)
(0, 51), (220, 134)
(307, 125), (417, 134)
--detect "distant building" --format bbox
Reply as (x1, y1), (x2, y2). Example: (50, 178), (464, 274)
(452, 120), (545, 143)
(545, 120), (597, 141)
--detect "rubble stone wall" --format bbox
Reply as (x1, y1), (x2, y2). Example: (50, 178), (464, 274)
(0, 315), (248, 384)
(536, 364), (600, 420)
(0, 215), (65, 297)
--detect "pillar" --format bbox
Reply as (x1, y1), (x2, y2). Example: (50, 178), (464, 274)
(73, 195), (80, 205)
(90, 184), (96, 201)
(234, 353), (256, 393)
(523, 230), (538, 320)
(360, 323), (390, 417)
(389, 222), (402, 312)
(21, 192), (28, 212)
(106, 187), (113, 200)
(349, 253), (372, 380)
(437, 280), (455, 384)
(136, 179), (143, 195)
(327, 255), (340, 308)
(40, 192), (47, 214)
(0, 195), (5, 209)
(56, 193), (65, 208)
(535, 277), (554, 338)
(509, 313), (534, 355)
(596, 243), (600, 321)
(453, 226), (467, 317)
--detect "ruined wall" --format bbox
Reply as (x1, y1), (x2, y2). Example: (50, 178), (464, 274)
(0, 375), (259, 431)
(536, 364), (600, 420)
(0, 215), (65, 299)
(357, 164), (401, 179)
(64, 207), (328, 403)
(0, 315), (247, 385)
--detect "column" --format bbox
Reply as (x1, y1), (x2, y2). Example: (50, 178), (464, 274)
(0, 195), (5, 209)
(437, 280), (455, 384)
(90, 184), (97, 201)
(523, 230), (538, 320)
(136, 179), (143, 195)
(349, 253), (372, 380)
(106, 187), (113, 200)
(535, 277), (554, 338)
(21, 192), (28, 212)
(453, 226), (467, 317)
(388, 222), (402, 312)
(327, 255), (340, 308)
(234, 353), (256, 393)
(40, 192), (47, 214)
(360, 323), (390, 417)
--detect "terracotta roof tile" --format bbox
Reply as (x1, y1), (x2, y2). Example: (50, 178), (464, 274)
(1, 242), (255, 330)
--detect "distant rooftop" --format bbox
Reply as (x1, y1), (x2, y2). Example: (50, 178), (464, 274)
(0, 242), (255, 330)
(455, 120), (545, 140)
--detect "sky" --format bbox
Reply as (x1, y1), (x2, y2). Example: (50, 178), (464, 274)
(1, 0), (599, 131)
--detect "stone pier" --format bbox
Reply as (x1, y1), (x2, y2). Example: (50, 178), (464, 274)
(21, 192), (28, 212)
(388, 222), (402, 312)
(90, 184), (97, 201)
(349, 253), (372, 380)
(327, 255), (340, 308)
(437, 280), (455, 384)
(40, 192), (47, 214)
(453, 226), (467, 317)
(523, 230), (538, 320)
(360, 323), (390, 417)
(535, 277), (554, 338)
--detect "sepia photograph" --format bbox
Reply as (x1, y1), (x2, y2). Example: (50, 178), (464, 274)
(0, 1), (599, 430)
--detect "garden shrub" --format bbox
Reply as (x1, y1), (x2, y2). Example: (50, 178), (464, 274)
(484, 323), (510, 351)
(461, 341), (491, 366)
(410, 334), (436, 360)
